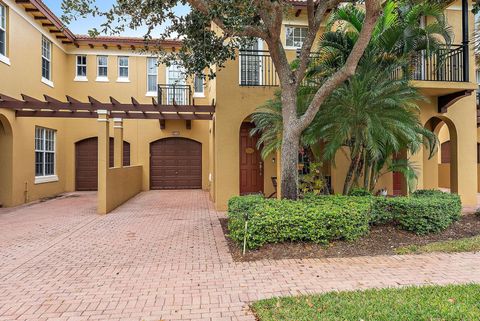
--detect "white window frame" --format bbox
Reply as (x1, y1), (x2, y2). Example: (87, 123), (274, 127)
(75, 55), (87, 81)
(117, 56), (129, 82)
(193, 74), (205, 97)
(146, 57), (158, 96)
(96, 55), (108, 81)
(34, 127), (58, 184)
(285, 25), (308, 49)
(41, 36), (53, 86)
(0, 3), (9, 66)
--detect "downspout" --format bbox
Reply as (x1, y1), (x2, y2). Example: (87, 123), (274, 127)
(462, 0), (469, 82)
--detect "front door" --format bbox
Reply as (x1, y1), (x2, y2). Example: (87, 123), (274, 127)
(239, 122), (264, 195)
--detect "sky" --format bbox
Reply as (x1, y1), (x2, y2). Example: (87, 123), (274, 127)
(43, 0), (189, 37)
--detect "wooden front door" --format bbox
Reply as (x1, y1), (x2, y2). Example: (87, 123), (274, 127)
(150, 138), (202, 190)
(240, 122), (264, 195)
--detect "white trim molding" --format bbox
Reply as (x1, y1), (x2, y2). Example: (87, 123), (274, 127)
(35, 175), (59, 185)
(0, 54), (10, 66)
(41, 77), (54, 88)
(73, 76), (88, 82)
(95, 76), (109, 82)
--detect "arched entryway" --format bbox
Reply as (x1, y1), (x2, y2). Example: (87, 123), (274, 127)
(0, 114), (13, 207)
(424, 116), (458, 193)
(149, 137), (202, 190)
(239, 122), (264, 195)
(75, 137), (131, 191)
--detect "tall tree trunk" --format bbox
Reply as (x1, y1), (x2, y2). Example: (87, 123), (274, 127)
(353, 149), (365, 188)
(363, 161), (371, 190)
(343, 152), (360, 195)
(280, 127), (301, 200)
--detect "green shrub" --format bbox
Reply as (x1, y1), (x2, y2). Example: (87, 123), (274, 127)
(349, 188), (373, 197)
(227, 195), (371, 249)
(475, 208), (480, 218)
(412, 189), (447, 198)
(371, 194), (461, 234)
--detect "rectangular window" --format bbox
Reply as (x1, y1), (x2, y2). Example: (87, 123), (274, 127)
(240, 40), (261, 86)
(35, 127), (56, 178)
(285, 26), (308, 48)
(97, 55), (108, 78)
(41, 36), (52, 80)
(194, 74), (204, 96)
(118, 56), (129, 79)
(76, 55), (87, 77)
(147, 57), (158, 93)
(0, 3), (6, 57)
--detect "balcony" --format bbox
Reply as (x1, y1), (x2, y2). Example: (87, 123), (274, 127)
(158, 84), (192, 105)
(237, 45), (469, 89)
(392, 45), (467, 82)
(238, 50), (279, 87)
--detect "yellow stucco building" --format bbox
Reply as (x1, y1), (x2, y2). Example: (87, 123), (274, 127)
(0, 0), (478, 213)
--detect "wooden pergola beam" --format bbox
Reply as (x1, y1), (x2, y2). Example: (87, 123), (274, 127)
(0, 93), (215, 120)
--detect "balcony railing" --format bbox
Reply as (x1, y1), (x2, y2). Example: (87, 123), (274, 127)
(239, 50), (279, 86)
(158, 84), (192, 105)
(392, 45), (466, 82)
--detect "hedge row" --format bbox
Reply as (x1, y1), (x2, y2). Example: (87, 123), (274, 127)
(227, 190), (462, 250)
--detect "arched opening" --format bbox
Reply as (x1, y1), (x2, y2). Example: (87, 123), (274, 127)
(239, 120), (264, 195)
(149, 137), (202, 190)
(75, 137), (130, 191)
(0, 114), (13, 207)
(424, 116), (458, 193)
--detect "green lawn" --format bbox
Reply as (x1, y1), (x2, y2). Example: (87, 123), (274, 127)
(396, 236), (480, 255)
(252, 284), (480, 321)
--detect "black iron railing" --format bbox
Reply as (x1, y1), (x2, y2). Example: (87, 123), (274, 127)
(239, 50), (279, 86)
(304, 45), (467, 84)
(158, 84), (192, 105)
(399, 45), (466, 82)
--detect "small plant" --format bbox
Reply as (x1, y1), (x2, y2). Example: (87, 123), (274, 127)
(475, 208), (480, 218)
(298, 162), (327, 196)
(349, 188), (372, 197)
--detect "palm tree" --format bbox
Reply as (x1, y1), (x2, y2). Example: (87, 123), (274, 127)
(303, 60), (437, 194)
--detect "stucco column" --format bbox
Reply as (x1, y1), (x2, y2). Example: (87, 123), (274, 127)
(97, 110), (110, 214)
(113, 118), (124, 168)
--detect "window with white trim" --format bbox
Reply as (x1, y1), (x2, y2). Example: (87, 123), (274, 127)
(285, 26), (308, 48)
(194, 74), (204, 96)
(41, 36), (52, 80)
(97, 55), (108, 78)
(118, 56), (129, 79)
(147, 57), (158, 93)
(35, 127), (56, 178)
(0, 3), (6, 57)
(76, 55), (87, 77)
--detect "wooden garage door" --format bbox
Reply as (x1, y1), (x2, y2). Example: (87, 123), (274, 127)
(150, 138), (202, 190)
(75, 137), (130, 191)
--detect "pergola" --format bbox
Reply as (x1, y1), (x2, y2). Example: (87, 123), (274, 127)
(0, 94), (215, 120)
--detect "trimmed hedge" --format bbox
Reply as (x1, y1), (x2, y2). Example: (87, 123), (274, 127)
(371, 190), (461, 234)
(227, 189), (462, 249)
(227, 195), (372, 250)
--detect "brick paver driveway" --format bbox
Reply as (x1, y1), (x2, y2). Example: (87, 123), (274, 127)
(1, 191), (480, 321)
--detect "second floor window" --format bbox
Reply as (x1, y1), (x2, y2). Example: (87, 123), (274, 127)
(0, 3), (6, 57)
(35, 127), (56, 177)
(97, 55), (108, 78)
(41, 37), (52, 80)
(147, 57), (158, 93)
(76, 55), (87, 77)
(285, 26), (307, 48)
(118, 56), (129, 79)
(194, 74), (204, 96)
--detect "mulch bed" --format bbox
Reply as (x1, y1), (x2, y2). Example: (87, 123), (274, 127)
(219, 214), (480, 262)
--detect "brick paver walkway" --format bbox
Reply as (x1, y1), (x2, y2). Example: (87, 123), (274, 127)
(0, 191), (479, 321)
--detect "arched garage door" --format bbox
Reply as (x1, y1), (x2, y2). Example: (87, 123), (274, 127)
(75, 137), (130, 191)
(150, 138), (202, 190)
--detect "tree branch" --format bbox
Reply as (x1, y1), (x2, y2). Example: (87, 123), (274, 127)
(298, 0), (382, 131)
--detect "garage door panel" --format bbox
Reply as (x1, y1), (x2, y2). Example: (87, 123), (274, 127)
(150, 138), (202, 190)
(75, 138), (131, 191)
